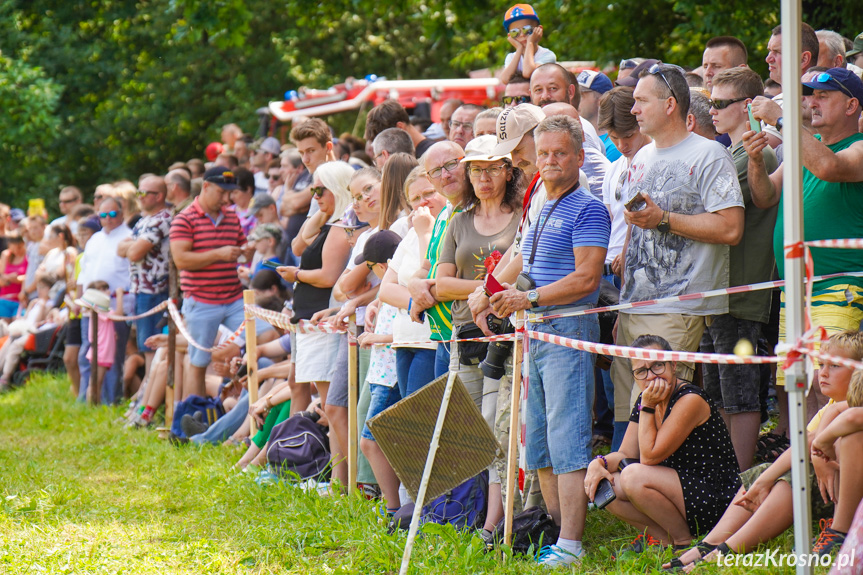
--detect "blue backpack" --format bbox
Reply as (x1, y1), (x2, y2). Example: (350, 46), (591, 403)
(170, 395), (225, 438)
(390, 472), (489, 532)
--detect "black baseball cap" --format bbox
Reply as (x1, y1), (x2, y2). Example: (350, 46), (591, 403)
(355, 229), (401, 265)
(203, 166), (239, 190)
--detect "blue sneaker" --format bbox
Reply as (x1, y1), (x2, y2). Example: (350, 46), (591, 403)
(535, 544), (585, 568)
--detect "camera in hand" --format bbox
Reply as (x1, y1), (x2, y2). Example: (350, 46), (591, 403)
(480, 314), (515, 379)
(298, 410), (322, 423)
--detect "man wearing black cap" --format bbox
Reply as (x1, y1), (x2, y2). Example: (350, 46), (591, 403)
(170, 166), (253, 398)
(746, 70), (863, 456)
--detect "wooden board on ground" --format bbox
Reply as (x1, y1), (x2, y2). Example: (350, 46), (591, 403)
(367, 373), (502, 502)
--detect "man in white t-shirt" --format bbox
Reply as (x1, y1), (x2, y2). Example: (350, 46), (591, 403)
(612, 63), (744, 424)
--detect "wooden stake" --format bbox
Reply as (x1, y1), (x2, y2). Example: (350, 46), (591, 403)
(89, 309), (98, 404)
(243, 290), (259, 436)
(504, 310), (524, 547)
(347, 314), (358, 490)
(166, 259), (178, 426)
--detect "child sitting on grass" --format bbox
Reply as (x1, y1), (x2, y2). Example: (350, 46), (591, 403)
(665, 330), (863, 570)
(498, 3), (556, 84)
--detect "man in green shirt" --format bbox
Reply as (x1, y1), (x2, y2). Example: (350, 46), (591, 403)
(407, 140), (467, 377)
(703, 67), (779, 471)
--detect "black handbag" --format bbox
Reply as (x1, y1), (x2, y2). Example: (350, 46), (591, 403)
(455, 322), (489, 366)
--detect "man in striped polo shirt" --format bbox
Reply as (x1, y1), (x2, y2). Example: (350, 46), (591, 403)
(490, 116), (610, 566)
(170, 167), (251, 397)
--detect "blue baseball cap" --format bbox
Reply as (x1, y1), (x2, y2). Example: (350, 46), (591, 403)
(577, 70), (614, 94)
(802, 67), (863, 103)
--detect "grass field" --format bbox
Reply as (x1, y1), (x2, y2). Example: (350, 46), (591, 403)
(0, 373), (825, 574)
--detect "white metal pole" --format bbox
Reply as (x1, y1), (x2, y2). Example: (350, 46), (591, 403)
(398, 371), (458, 575)
(780, 1), (812, 572)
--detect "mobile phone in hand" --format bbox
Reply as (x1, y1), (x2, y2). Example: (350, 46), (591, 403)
(747, 103), (761, 133)
(593, 478), (617, 509)
(262, 260), (281, 270)
(624, 192), (646, 212)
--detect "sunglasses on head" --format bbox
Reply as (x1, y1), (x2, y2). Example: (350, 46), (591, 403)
(647, 63), (678, 102)
(508, 25), (535, 38)
(501, 95), (531, 106)
(99, 210), (118, 218)
(813, 72), (855, 99)
(310, 186), (327, 198)
(708, 96), (748, 110)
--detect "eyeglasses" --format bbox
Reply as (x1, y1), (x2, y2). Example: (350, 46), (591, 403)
(614, 169), (627, 201)
(136, 189), (159, 197)
(59, 198), (77, 204)
(408, 189), (438, 206)
(427, 158), (463, 180)
(632, 361), (668, 380)
(619, 58), (639, 70)
(813, 72), (855, 99)
(648, 63), (678, 102)
(501, 95), (531, 106)
(99, 211), (119, 218)
(449, 120), (474, 132)
(352, 183), (376, 204)
(508, 25), (535, 38)
(708, 97), (747, 110)
(310, 186), (327, 198)
(468, 164), (507, 178)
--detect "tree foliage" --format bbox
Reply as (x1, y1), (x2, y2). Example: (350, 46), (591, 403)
(1, 0), (860, 212)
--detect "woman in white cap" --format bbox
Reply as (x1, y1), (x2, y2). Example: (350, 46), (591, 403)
(435, 134), (525, 537)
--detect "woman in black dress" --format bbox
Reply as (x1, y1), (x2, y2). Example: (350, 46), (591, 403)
(584, 334), (740, 552)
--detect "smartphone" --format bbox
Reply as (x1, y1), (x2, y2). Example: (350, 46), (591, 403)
(747, 103), (761, 133)
(262, 260), (282, 270)
(624, 192), (646, 212)
(484, 273), (505, 296)
(592, 478), (616, 509)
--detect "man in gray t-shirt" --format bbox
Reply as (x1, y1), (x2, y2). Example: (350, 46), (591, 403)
(611, 64), (744, 425)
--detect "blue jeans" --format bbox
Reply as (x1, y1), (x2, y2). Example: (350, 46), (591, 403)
(395, 347), (437, 398)
(135, 292), (169, 352)
(433, 341), (451, 378)
(181, 297), (245, 367)
(525, 313), (598, 474)
(191, 389), (248, 445)
(361, 384), (402, 441)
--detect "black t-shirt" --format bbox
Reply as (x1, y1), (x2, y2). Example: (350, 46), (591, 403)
(415, 138), (434, 158)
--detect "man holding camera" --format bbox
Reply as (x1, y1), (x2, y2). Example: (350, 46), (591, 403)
(490, 115), (610, 567)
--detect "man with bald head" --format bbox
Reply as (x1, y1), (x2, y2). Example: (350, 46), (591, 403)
(117, 175), (173, 382)
(407, 140), (468, 375)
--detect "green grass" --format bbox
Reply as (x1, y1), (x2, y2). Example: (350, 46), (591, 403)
(0, 373), (826, 574)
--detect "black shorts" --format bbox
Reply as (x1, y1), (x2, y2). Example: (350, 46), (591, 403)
(66, 318), (82, 346)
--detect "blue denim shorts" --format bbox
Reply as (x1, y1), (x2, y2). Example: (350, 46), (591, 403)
(135, 292), (168, 352)
(361, 383), (402, 441)
(181, 297), (245, 367)
(525, 313), (598, 474)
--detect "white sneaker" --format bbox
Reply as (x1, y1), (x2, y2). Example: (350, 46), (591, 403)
(536, 544), (585, 568)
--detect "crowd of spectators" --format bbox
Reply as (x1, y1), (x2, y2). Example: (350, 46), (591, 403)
(3, 4), (863, 568)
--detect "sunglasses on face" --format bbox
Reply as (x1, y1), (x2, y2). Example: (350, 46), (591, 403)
(427, 158), (464, 180)
(508, 25), (535, 38)
(136, 189), (159, 198)
(310, 186), (327, 198)
(708, 97), (748, 110)
(501, 95), (531, 106)
(813, 72), (855, 99)
(99, 211), (118, 218)
(59, 198), (77, 204)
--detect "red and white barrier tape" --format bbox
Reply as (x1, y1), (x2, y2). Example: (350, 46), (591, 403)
(106, 299), (169, 322)
(527, 331), (781, 365)
(166, 300), (245, 353)
(805, 239), (863, 249)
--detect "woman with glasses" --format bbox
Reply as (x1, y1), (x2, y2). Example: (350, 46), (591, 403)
(276, 161), (353, 425)
(436, 134), (524, 537)
(584, 334), (739, 554)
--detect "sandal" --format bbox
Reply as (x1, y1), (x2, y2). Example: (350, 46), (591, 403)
(755, 432), (790, 463)
(663, 541), (718, 572)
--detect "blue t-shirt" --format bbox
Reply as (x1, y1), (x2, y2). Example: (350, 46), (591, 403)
(521, 188), (610, 305)
(600, 133), (622, 163)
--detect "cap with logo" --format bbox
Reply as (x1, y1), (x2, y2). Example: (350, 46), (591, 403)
(503, 4), (540, 32)
(492, 104), (546, 156)
(203, 166), (239, 191)
(577, 70), (614, 94)
(802, 67), (863, 103)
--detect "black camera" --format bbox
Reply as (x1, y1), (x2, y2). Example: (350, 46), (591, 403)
(299, 410), (322, 423)
(480, 314), (515, 379)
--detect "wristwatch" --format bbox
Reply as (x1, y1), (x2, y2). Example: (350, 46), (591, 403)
(527, 290), (540, 308)
(657, 210), (671, 233)
(775, 117), (783, 132)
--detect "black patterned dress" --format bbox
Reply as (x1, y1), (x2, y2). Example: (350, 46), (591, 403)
(629, 383), (741, 536)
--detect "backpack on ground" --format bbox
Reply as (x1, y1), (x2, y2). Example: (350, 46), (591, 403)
(266, 414), (331, 481)
(170, 395), (224, 438)
(390, 472), (489, 532)
(492, 506), (560, 555)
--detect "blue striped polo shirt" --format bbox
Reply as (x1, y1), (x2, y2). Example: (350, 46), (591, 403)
(521, 187), (610, 305)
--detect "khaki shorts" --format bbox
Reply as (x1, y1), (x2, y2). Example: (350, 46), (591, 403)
(610, 313), (707, 421)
